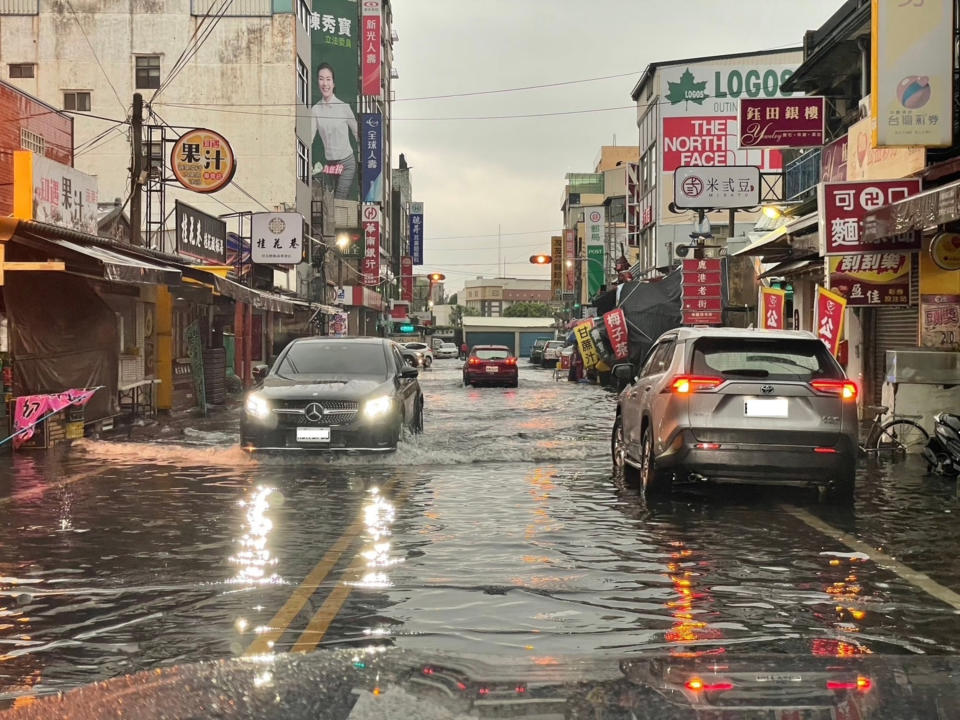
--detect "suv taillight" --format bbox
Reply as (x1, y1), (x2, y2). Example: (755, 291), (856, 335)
(671, 376), (723, 394)
(810, 379), (858, 401)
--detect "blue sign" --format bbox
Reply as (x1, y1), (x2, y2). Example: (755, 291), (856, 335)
(409, 202), (423, 265)
(360, 113), (382, 203)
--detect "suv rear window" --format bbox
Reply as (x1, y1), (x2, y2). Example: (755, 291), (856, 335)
(475, 349), (509, 360)
(691, 337), (842, 381)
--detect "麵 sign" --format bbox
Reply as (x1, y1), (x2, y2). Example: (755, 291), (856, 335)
(574, 320), (601, 369)
(819, 179), (922, 255)
(759, 287), (786, 329)
(738, 97), (825, 148)
(171, 128), (236, 194)
(816, 286), (847, 355)
(603, 309), (630, 360)
(361, 204), (381, 286)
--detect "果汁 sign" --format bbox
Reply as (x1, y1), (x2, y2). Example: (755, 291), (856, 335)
(13, 151), (99, 234)
(738, 97), (825, 148)
(681, 258), (723, 325)
(819, 179), (922, 255)
(828, 252), (911, 307)
(171, 128), (235, 194)
(674, 166), (760, 209)
(251, 212), (304, 265)
(175, 201), (226, 264)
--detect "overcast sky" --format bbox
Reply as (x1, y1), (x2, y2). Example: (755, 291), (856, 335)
(391, 0), (843, 296)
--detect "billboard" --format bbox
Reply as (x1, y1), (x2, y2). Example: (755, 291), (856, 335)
(828, 252), (911, 306)
(409, 201), (424, 265)
(360, 112), (382, 203)
(819, 180), (922, 255)
(13, 151), (98, 234)
(585, 207), (605, 298)
(681, 258), (723, 325)
(846, 116), (925, 181)
(251, 212), (304, 265)
(564, 229), (576, 292)
(311, 0), (360, 201)
(175, 201), (227, 264)
(738, 97), (825, 148)
(361, 204), (381, 286)
(674, 166), (760, 209)
(361, 0), (382, 97)
(872, 0), (953, 147)
(550, 236), (563, 299)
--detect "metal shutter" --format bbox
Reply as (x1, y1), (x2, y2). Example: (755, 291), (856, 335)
(872, 307), (919, 404)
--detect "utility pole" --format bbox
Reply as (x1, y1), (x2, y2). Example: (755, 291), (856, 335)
(497, 224), (502, 277)
(130, 93), (143, 247)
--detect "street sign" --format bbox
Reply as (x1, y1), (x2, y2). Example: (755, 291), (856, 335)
(681, 258), (724, 326)
(674, 166), (761, 209)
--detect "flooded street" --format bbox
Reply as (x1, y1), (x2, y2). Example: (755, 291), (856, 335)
(3, 359), (960, 703)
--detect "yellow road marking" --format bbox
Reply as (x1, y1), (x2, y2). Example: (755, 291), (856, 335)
(782, 504), (960, 611)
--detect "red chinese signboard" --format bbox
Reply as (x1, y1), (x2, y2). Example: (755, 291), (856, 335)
(361, 204), (381, 287)
(921, 295), (960, 350)
(361, 0), (382, 97)
(682, 258), (723, 325)
(738, 97), (826, 148)
(819, 180), (922, 255)
(828, 253), (911, 307)
(816, 286), (847, 355)
(400, 255), (413, 302)
(759, 287), (786, 329)
(821, 135), (848, 183)
(564, 229), (576, 292)
(602, 309), (630, 360)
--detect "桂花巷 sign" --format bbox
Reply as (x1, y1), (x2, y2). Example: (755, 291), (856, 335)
(602, 309), (630, 361)
(360, 113), (382, 203)
(585, 207), (605, 297)
(674, 166), (760, 209)
(251, 212), (304, 264)
(816, 286), (847, 355)
(362, 204), (381, 286)
(574, 319), (601, 368)
(13, 151), (99, 234)
(819, 179), (922, 255)
(361, 0), (382, 97)
(409, 201), (423, 265)
(759, 287), (786, 329)
(828, 252), (911, 307)
(921, 294), (960, 350)
(872, 0), (953, 147)
(171, 128), (235, 194)
(738, 97), (825, 148)
(175, 201), (226, 265)
(681, 258), (723, 325)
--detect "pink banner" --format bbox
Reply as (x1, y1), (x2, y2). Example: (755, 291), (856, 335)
(361, 1), (382, 97)
(14, 388), (97, 449)
(603, 309), (630, 360)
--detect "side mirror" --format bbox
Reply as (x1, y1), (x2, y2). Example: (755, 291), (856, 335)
(613, 364), (634, 382)
(401, 366), (420, 379)
(252, 365), (269, 384)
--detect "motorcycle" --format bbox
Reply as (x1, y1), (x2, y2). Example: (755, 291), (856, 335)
(922, 412), (960, 476)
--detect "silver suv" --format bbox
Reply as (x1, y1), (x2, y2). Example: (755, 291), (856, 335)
(611, 327), (859, 502)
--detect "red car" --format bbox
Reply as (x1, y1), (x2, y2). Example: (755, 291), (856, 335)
(463, 345), (518, 388)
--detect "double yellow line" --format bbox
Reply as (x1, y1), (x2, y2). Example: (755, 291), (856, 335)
(245, 474), (408, 656)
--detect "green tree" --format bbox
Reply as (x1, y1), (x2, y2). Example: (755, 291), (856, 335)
(448, 304), (465, 328)
(503, 302), (554, 318)
(448, 292), (458, 306)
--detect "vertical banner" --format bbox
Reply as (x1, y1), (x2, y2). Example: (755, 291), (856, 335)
(602, 309), (630, 360)
(361, 0), (382, 98)
(409, 201), (424, 265)
(815, 286), (847, 355)
(759, 287), (786, 329)
(585, 207), (606, 298)
(550, 236), (563, 300)
(872, 0), (953, 147)
(564, 229), (576, 292)
(573, 319), (601, 368)
(400, 256), (413, 302)
(360, 112), (382, 203)
(310, 0), (360, 202)
(361, 204), (381, 287)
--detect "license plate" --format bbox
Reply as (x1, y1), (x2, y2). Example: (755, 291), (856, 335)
(485, 366), (499, 373)
(744, 397), (788, 418)
(297, 426), (331, 443)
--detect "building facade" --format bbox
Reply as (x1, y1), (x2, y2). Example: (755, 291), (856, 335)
(464, 277), (552, 317)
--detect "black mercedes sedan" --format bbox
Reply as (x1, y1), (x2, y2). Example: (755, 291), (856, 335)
(240, 337), (423, 452)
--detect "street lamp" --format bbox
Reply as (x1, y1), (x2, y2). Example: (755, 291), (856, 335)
(336, 232), (350, 250)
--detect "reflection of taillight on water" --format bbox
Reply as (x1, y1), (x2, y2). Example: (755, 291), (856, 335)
(827, 676), (872, 692)
(685, 677), (734, 692)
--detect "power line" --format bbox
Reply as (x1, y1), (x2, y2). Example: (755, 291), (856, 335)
(63, 0), (127, 115)
(425, 228), (561, 241)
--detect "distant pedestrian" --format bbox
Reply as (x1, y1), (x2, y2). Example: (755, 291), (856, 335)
(460, 342), (468, 360)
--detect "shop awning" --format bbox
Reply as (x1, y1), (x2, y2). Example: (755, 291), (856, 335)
(184, 267), (306, 315)
(864, 178), (960, 242)
(733, 213), (819, 261)
(759, 257), (822, 279)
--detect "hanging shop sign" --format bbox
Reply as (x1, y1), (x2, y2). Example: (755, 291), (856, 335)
(738, 97), (825, 148)
(921, 294), (960, 350)
(585, 207), (605, 298)
(819, 179), (922, 255)
(574, 319), (601, 369)
(250, 212), (304, 264)
(362, 204), (381, 286)
(13, 151), (99, 233)
(175, 201), (227, 264)
(409, 202), (423, 265)
(827, 252), (911, 307)
(681, 258), (723, 325)
(360, 112), (383, 203)
(846, 115), (925, 181)
(551, 235), (563, 299)
(602, 309), (630, 361)
(815, 286), (847, 355)
(170, 128), (236, 194)
(361, 0), (382, 97)
(674, 166), (760, 209)
(759, 286), (786, 329)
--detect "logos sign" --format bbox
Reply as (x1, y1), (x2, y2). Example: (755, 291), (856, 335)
(759, 287), (786, 329)
(846, 116), (925, 181)
(661, 63), (799, 118)
(175, 201), (227, 264)
(251, 212), (304, 264)
(14, 152), (99, 233)
(409, 201), (424, 265)
(170, 128), (235, 193)
(872, 0), (953, 147)
(738, 97), (825, 148)
(828, 252), (912, 306)
(362, 204), (381, 286)
(361, 0), (382, 97)
(816, 286), (847, 355)
(819, 179), (922, 255)
(681, 258), (724, 325)
(360, 112), (382, 203)
(930, 232), (960, 271)
(674, 165), (760, 209)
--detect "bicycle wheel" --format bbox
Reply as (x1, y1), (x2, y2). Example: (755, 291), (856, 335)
(873, 419), (929, 457)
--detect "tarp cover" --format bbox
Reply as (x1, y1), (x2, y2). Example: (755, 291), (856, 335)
(615, 271), (683, 365)
(6, 273), (119, 421)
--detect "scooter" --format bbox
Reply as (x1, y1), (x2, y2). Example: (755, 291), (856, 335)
(922, 412), (960, 476)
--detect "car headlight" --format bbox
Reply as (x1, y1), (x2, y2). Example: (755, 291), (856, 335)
(363, 395), (393, 420)
(245, 393), (270, 419)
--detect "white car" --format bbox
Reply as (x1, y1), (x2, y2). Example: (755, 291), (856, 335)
(403, 342), (433, 367)
(541, 340), (564, 367)
(435, 342), (459, 359)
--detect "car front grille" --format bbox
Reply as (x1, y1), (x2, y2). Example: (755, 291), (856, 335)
(272, 399), (360, 427)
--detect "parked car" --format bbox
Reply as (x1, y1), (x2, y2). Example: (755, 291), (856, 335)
(240, 337), (423, 452)
(435, 342), (459, 359)
(529, 337), (552, 364)
(403, 342), (433, 367)
(541, 340), (564, 368)
(399, 345), (429, 369)
(463, 345), (519, 388)
(611, 327), (858, 502)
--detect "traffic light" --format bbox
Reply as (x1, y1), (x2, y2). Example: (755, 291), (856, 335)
(529, 254), (552, 264)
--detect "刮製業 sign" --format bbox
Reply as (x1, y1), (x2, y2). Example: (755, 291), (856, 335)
(828, 252), (911, 307)
(170, 128), (235, 194)
(251, 212), (304, 265)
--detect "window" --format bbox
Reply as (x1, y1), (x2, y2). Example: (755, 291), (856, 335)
(276, 341), (388, 378)
(296, 57), (309, 105)
(20, 128), (45, 155)
(296, 0), (309, 31)
(9, 63), (34, 78)
(692, 338), (842, 381)
(135, 56), (161, 89)
(297, 139), (309, 184)
(63, 91), (91, 112)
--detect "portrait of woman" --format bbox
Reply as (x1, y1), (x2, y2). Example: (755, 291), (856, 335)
(311, 62), (359, 200)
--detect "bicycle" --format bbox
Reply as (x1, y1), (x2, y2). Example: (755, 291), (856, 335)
(860, 404), (929, 459)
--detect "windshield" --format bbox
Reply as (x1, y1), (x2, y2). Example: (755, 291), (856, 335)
(692, 337), (842, 381)
(475, 348), (509, 359)
(275, 342), (388, 377)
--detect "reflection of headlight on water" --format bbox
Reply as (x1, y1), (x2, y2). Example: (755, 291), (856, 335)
(245, 393), (270, 419)
(363, 395), (393, 420)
